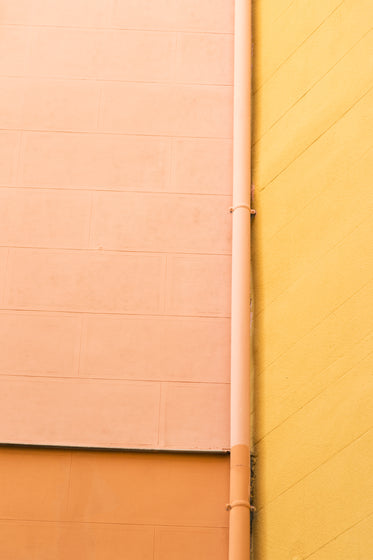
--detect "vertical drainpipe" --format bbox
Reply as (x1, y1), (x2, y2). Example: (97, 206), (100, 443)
(228, 0), (252, 559)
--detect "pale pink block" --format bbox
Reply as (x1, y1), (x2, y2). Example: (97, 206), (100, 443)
(32, 0), (110, 26)
(80, 315), (230, 382)
(99, 30), (176, 82)
(0, 0), (110, 26)
(91, 192), (232, 254)
(6, 249), (163, 314)
(80, 315), (163, 381)
(176, 33), (234, 85)
(159, 382), (230, 450)
(112, 0), (234, 33)
(21, 132), (170, 190)
(159, 317), (230, 382)
(166, 254), (231, 316)
(156, 527), (229, 560)
(0, 78), (25, 128)
(0, 1), (34, 25)
(22, 79), (100, 132)
(171, 138), (232, 194)
(99, 83), (233, 138)
(0, 188), (91, 249)
(0, 131), (20, 186)
(29, 28), (103, 79)
(0, 27), (32, 76)
(0, 312), (80, 377)
(0, 377), (160, 447)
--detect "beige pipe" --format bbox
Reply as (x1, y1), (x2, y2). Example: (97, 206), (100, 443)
(228, 0), (252, 559)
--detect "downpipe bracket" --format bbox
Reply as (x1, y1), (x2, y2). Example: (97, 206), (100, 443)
(226, 500), (256, 512)
(229, 204), (256, 215)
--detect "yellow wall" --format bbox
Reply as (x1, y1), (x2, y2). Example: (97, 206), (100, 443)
(252, 1), (373, 558)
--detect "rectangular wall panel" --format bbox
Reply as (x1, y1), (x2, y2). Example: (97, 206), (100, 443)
(0, 0), (233, 450)
(0, 449), (229, 559)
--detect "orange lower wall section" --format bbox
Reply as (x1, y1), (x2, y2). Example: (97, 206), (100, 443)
(0, 448), (229, 559)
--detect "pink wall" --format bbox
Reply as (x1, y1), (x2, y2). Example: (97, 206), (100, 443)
(0, 0), (234, 450)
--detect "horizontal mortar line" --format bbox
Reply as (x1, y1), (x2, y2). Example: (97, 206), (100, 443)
(0, 373), (230, 385)
(256, 277), (373, 376)
(0, 23), (234, 36)
(0, 309), (231, 321)
(0, 518), (229, 529)
(254, 345), (373, 445)
(253, 0), (345, 94)
(259, 143), (373, 244)
(304, 511), (373, 559)
(259, 84), (373, 192)
(0, 129), (233, 143)
(0, 127), (233, 141)
(254, 212), (372, 318)
(256, 426), (373, 512)
(0, 308), (231, 320)
(1, 245), (232, 257)
(0, 185), (233, 198)
(0, 74), (233, 87)
(253, 29), (372, 144)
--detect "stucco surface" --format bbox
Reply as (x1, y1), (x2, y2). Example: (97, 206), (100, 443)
(252, 0), (373, 557)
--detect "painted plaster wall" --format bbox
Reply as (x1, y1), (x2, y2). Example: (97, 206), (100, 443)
(0, 0), (234, 450)
(252, 1), (373, 558)
(0, 448), (229, 559)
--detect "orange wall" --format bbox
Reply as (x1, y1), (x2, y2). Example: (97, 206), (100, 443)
(0, 447), (229, 559)
(0, 1), (234, 450)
